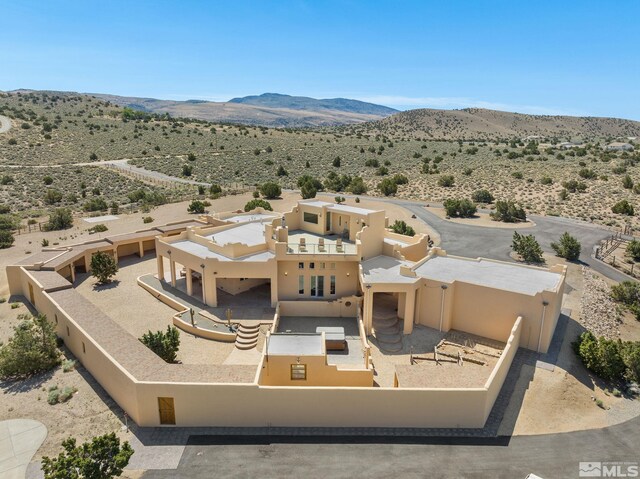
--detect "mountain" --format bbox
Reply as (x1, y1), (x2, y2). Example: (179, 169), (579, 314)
(228, 93), (398, 116)
(359, 107), (640, 139)
(88, 92), (396, 127)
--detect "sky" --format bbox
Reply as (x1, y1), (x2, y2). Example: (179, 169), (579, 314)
(0, 0), (639, 119)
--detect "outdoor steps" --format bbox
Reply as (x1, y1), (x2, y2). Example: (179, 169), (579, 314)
(234, 324), (261, 350)
(372, 317), (404, 353)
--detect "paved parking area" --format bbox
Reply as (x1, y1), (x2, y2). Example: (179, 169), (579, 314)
(0, 419), (46, 479)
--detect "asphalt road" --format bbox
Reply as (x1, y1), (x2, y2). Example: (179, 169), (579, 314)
(140, 415), (640, 479)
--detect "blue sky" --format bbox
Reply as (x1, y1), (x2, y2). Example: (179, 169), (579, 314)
(1, 0), (638, 119)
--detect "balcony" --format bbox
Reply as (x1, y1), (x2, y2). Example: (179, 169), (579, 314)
(286, 231), (357, 255)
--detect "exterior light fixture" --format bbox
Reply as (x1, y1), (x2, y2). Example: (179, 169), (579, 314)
(284, 271), (288, 276)
(347, 272), (350, 277)
(167, 250), (172, 255)
(200, 264), (205, 269)
(365, 284), (372, 290)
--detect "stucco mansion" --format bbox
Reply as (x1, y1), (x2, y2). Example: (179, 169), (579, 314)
(7, 200), (566, 429)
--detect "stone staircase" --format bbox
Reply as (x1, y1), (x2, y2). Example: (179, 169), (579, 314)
(372, 310), (403, 353)
(234, 323), (261, 350)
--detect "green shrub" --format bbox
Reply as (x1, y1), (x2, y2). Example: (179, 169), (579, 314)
(260, 182), (281, 199)
(612, 200), (634, 216)
(88, 224), (108, 234)
(574, 332), (626, 382)
(540, 176), (553, 185)
(142, 216), (154, 224)
(187, 200), (206, 214)
(48, 387), (60, 405)
(490, 200), (526, 222)
(471, 189), (494, 203)
(578, 168), (597, 179)
(0, 313), (61, 379)
(512, 231), (543, 263)
(390, 220), (415, 237)
(437, 175), (455, 187)
(62, 359), (77, 372)
(244, 199), (272, 212)
(140, 326), (180, 363)
(0, 230), (14, 249)
(83, 198), (108, 212)
(297, 175), (323, 199)
(562, 179), (587, 193)
(623, 174), (634, 189)
(378, 178), (397, 196)
(209, 183), (222, 195)
(44, 189), (63, 205)
(443, 198), (477, 218)
(347, 177), (367, 195)
(626, 240), (640, 262)
(551, 232), (581, 260)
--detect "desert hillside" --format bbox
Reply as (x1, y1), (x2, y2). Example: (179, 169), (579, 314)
(355, 107), (640, 140)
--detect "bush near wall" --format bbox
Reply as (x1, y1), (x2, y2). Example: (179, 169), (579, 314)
(574, 331), (640, 384)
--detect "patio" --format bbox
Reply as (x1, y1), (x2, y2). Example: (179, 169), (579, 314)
(276, 316), (365, 366)
(287, 230), (357, 255)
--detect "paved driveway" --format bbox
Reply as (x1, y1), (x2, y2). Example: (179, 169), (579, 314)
(140, 414), (640, 479)
(0, 419), (46, 479)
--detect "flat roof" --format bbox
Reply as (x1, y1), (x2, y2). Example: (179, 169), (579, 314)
(267, 334), (324, 356)
(203, 222), (266, 247)
(26, 270), (72, 292)
(224, 213), (279, 223)
(414, 256), (562, 295)
(171, 240), (274, 262)
(327, 204), (379, 215)
(361, 255), (417, 284)
(300, 200), (332, 208)
(154, 220), (205, 233)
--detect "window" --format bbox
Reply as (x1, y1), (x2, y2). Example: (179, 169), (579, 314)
(291, 364), (307, 380)
(330, 275), (336, 295)
(303, 212), (319, 224)
(311, 275), (324, 297)
(319, 262), (325, 269)
(54, 314), (58, 325)
(298, 262), (304, 269)
(309, 262), (315, 269)
(82, 342), (86, 354)
(298, 275), (304, 295)
(66, 326), (70, 337)
(330, 262), (336, 270)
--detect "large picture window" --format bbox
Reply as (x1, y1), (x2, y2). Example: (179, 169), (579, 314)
(303, 212), (319, 224)
(298, 275), (304, 295)
(291, 364), (307, 380)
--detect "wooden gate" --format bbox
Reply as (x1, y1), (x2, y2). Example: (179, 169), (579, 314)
(157, 397), (175, 425)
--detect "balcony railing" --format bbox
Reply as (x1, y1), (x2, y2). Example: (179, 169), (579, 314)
(286, 243), (357, 255)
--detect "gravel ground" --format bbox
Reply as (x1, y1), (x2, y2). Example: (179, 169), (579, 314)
(579, 266), (623, 339)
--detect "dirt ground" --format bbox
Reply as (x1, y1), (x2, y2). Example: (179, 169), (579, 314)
(1, 194), (639, 470)
(426, 205), (535, 229)
(502, 255), (640, 436)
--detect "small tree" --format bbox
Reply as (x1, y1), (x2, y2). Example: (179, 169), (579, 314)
(44, 189), (63, 205)
(244, 199), (272, 212)
(90, 251), (118, 284)
(437, 175), (455, 187)
(551, 232), (581, 261)
(390, 220), (415, 237)
(378, 178), (397, 196)
(182, 164), (193, 177)
(612, 200), (634, 216)
(623, 174), (634, 189)
(109, 202), (119, 215)
(276, 165), (288, 177)
(0, 313), (61, 379)
(348, 177), (367, 195)
(332, 156), (341, 167)
(209, 183), (222, 195)
(626, 240), (640, 262)
(512, 231), (544, 263)
(46, 208), (73, 231)
(471, 189), (494, 203)
(443, 198), (476, 218)
(140, 326), (180, 363)
(187, 200), (206, 214)
(187, 153), (197, 161)
(0, 229), (14, 248)
(41, 433), (134, 479)
(490, 200), (526, 222)
(260, 182), (281, 199)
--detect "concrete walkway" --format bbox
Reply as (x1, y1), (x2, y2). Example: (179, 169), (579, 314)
(0, 419), (47, 479)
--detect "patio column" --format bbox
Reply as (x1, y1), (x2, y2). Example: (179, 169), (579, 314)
(170, 260), (176, 287)
(113, 248), (119, 265)
(270, 273), (278, 307)
(186, 267), (193, 296)
(138, 241), (144, 258)
(364, 289), (374, 335)
(204, 275), (217, 307)
(156, 254), (164, 281)
(403, 288), (416, 335)
(70, 264), (75, 283)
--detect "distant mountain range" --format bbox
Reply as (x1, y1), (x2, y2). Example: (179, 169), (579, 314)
(89, 92), (397, 127)
(359, 107), (640, 140)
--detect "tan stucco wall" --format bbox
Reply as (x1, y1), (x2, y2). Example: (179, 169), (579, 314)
(276, 260), (359, 301)
(258, 354), (373, 387)
(217, 277), (269, 295)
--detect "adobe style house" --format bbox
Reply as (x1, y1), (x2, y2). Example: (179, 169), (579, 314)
(7, 201), (566, 429)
